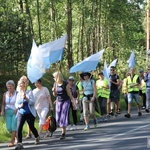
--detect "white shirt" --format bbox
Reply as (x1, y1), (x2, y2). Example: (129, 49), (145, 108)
(5, 91), (17, 110)
(33, 87), (50, 110)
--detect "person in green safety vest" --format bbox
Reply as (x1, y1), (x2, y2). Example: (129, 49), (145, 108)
(139, 69), (146, 109)
(96, 72), (110, 122)
(124, 68), (142, 118)
(121, 72), (130, 110)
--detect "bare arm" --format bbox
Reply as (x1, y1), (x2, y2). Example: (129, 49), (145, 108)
(47, 95), (53, 110)
(66, 84), (74, 102)
(92, 82), (97, 101)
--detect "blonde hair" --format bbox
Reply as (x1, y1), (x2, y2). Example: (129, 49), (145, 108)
(16, 75), (28, 92)
(53, 71), (63, 83)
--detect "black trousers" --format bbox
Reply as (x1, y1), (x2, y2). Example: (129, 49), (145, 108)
(98, 96), (107, 116)
(17, 113), (39, 143)
(69, 102), (77, 125)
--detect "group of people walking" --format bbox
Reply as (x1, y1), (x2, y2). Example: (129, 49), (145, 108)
(1, 66), (150, 149)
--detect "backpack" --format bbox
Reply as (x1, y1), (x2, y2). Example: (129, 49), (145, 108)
(48, 114), (57, 137)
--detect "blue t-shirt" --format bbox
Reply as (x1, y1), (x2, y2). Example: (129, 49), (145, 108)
(81, 79), (95, 95)
(18, 99), (31, 114)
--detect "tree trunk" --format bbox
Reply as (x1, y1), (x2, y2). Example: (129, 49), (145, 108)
(37, 0), (42, 44)
(66, 0), (73, 69)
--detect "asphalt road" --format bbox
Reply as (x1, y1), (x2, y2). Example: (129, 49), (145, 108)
(1, 108), (150, 150)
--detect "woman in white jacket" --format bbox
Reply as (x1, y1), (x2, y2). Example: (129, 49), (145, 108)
(15, 77), (40, 150)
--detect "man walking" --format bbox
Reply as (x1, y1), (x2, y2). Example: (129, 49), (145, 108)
(124, 68), (142, 118)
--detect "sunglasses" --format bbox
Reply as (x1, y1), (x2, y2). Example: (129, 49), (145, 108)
(148, 69), (150, 70)
(111, 69), (114, 71)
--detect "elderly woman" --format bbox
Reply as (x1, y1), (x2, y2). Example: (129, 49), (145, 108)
(33, 79), (53, 137)
(1, 80), (17, 147)
(52, 71), (74, 139)
(81, 72), (97, 130)
(15, 77), (40, 150)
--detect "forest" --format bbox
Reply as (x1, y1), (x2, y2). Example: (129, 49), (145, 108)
(0, 0), (148, 89)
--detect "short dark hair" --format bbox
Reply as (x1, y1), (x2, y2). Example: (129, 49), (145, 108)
(110, 66), (115, 69)
(37, 79), (42, 83)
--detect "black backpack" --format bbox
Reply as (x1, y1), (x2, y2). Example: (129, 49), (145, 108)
(48, 114), (57, 137)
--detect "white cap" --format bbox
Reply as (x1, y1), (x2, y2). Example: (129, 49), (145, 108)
(68, 76), (74, 80)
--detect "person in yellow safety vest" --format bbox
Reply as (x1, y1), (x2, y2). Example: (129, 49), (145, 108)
(121, 72), (130, 110)
(96, 72), (110, 122)
(124, 68), (142, 118)
(139, 69), (146, 109)
(76, 74), (84, 124)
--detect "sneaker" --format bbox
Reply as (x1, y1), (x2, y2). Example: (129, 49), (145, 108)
(138, 112), (142, 116)
(124, 113), (130, 118)
(79, 120), (84, 125)
(60, 133), (65, 140)
(99, 117), (104, 122)
(70, 125), (77, 130)
(109, 112), (114, 116)
(35, 136), (40, 145)
(145, 109), (149, 113)
(44, 132), (50, 138)
(84, 125), (90, 131)
(103, 116), (108, 122)
(25, 134), (32, 139)
(142, 106), (146, 109)
(93, 119), (98, 128)
(117, 108), (121, 114)
(66, 124), (72, 131)
(15, 143), (24, 150)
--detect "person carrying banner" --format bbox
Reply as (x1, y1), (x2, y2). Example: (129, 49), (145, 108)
(52, 71), (74, 139)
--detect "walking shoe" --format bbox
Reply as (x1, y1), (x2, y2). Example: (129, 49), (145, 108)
(93, 119), (98, 128)
(138, 112), (142, 116)
(117, 108), (121, 114)
(70, 125), (77, 130)
(124, 113), (130, 118)
(145, 109), (149, 113)
(84, 125), (90, 131)
(60, 133), (65, 140)
(142, 106), (146, 109)
(35, 136), (40, 145)
(66, 124), (72, 131)
(103, 116), (108, 122)
(15, 143), (24, 150)
(99, 117), (104, 122)
(109, 112), (114, 116)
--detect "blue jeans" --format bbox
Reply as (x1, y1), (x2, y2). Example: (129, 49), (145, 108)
(146, 88), (150, 109)
(127, 93), (139, 104)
